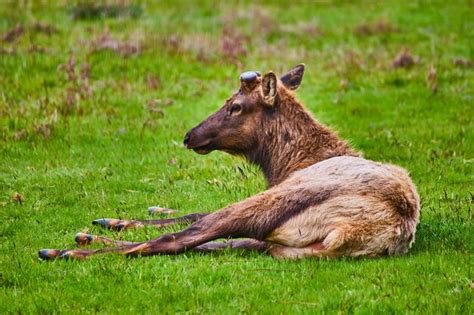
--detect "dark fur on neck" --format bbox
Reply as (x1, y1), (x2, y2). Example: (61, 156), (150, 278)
(246, 88), (360, 187)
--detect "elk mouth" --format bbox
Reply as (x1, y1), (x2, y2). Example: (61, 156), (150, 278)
(187, 140), (214, 155)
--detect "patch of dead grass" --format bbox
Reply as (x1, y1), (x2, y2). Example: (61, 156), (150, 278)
(90, 27), (141, 57)
(392, 49), (417, 68)
(220, 25), (248, 65)
(355, 17), (398, 36)
(2, 24), (23, 42)
(426, 63), (438, 93)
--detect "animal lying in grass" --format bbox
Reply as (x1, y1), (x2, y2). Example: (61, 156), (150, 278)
(39, 64), (420, 260)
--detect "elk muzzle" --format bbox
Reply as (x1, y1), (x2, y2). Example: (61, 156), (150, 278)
(183, 126), (215, 155)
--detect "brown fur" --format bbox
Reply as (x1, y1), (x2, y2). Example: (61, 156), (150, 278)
(245, 88), (360, 186)
(39, 64), (420, 261)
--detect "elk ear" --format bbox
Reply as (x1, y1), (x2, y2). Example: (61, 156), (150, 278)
(280, 63), (305, 90)
(262, 72), (277, 107)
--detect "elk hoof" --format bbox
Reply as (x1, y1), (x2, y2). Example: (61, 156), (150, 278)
(92, 218), (115, 229)
(75, 233), (94, 246)
(148, 206), (176, 215)
(114, 223), (125, 231)
(38, 249), (60, 260)
(60, 250), (88, 260)
(92, 218), (128, 230)
(92, 218), (110, 227)
(59, 252), (71, 259)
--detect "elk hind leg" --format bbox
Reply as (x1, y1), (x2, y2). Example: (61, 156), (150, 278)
(269, 241), (336, 260)
(269, 228), (358, 260)
(75, 233), (139, 247)
(270, 224), (390, 260)
(91, 212), (210, 231)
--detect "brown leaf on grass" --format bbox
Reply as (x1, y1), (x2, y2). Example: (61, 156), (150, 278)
(79, 62), (92, 98)
(355, 18), (398, 36)
(140, 118), (158, 139)
(248, 6), (277, 37)
(146, 99), (173, 117)
(80, 62), (90, 80)
(221, 5), (277, 38)
(13, 129), (28, 141)
(62, 54), (77, 82)
(117, 42), (140, 57)
(0, 46), (16, 55)
(280, 22), (324, 37)
(163, 35), (181, 52)
(27, 44), (49, 54)
(91, 28), (141, 57)
(344, 49), (366, 71)
(150, 98), (173, 107)
(147, 107), (164, 117)
(330, 49), (366, 79)
(31, 22), (59, 35)
(35, 123), (53, 138)
(339, 78), (349, 91)
(167, 158), (177, 165)
(196, 50), (211, 63)
(64, 87), (77, 115)
(2, 24), (23, 42)
(11, 192), (24, 204)
(426, 64), (438, 93)
(453, 57), (473, 68)
(164, 33), (218, 62)
(147, 74), (161, 90)
(392, 49), (416, 68)
(2, 22), (58, 44)
(58, 55), (93, 114)
(366, 48), (392, 71)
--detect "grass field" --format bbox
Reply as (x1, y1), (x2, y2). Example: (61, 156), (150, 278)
(1, 1), (473, 313)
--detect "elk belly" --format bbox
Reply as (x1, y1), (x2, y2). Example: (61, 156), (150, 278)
(265, 204), (332, 248)
(264, 194), (394, 250)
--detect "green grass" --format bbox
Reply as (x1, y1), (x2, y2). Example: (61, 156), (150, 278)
(1, 1), (473, 313)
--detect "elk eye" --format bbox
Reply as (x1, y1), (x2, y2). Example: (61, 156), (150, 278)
(230, 103), (242, 115)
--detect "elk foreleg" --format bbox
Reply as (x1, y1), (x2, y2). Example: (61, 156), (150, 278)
(39, 196), (281, 261)
(39, 187), (314, 261)
(39, 212), (233, 260)
(75, 232), (268, 253)
(75, 232), (139, 247)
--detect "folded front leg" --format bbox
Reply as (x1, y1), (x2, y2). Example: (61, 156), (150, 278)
(194, 239), (270, 253)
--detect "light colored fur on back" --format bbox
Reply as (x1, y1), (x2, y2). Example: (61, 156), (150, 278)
(265, 156), (420, 259)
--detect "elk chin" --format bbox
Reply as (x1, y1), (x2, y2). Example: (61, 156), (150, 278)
(193, 148), (212, 155)
(187, 140), (214, 155)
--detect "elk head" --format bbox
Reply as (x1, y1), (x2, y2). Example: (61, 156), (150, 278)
(183, 64), (305, 155)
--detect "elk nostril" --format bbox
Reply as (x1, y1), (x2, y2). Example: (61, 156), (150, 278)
(183, 133), (191, 146)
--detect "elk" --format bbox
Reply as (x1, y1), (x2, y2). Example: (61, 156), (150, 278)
(39, 64), (420, 260)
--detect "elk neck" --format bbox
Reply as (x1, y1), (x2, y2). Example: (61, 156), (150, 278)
(245, 91), (360, 187)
